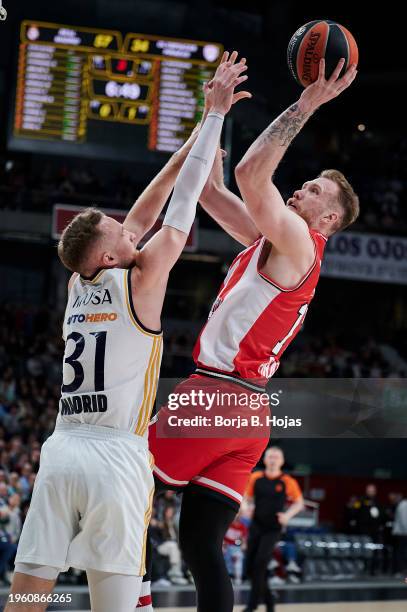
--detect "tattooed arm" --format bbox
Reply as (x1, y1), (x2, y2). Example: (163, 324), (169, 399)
(237, 100), (313, 184)
(234, 99), (315, 258)
(235, 58), (357, 256)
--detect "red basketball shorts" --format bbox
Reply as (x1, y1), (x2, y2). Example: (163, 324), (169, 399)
(148, 373), (270, 507)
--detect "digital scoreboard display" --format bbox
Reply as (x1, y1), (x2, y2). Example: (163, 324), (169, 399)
(8, 21), (223, 161)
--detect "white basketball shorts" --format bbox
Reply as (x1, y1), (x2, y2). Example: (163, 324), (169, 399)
(15, 422), (154, 576)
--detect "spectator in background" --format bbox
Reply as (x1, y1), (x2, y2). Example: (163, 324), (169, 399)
(392, 496), (407, 576)
(18, 463), (33, 502)
(356, 484), (385, 542)
(6, 473), (22, 497)
(344, 494), (361, 534)
(223, 510), (248, 585)
(156, 505), (187, 585)
(0, 490), (18, 586)
(243, 447), (304, 612)
(5, 493), (21, 547)
(383, 492), (403, 546)
(150, 504), (187, 586)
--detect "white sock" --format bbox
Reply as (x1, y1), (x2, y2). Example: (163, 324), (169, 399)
(137, 580), (153, 611)
(86, 569), (142, 612)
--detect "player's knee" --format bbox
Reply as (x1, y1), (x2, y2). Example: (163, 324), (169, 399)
(5, 565), (57, 611)
(14, 563), (60, 581)
(180, 529), (220, 569)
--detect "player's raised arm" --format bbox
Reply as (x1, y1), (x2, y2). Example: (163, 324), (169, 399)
(235, 58), (357, 257)
(136, 54), (249, 286)
(199, 147), (260, 246)
(198, 67), (260, 247)
(122, 124), (201, 242)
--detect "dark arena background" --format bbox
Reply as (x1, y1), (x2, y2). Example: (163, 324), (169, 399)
(1, 0), (407, 611)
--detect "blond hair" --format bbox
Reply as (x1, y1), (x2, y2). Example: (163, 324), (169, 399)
(57, 207), (103, 272)
(318, 169), (359, 233)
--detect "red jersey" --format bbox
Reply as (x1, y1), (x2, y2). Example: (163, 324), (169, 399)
(193, 230), (327, 384)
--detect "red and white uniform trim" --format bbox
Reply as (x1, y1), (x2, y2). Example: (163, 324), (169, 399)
(191, 476), (243, 504)
(193, 230), (327, 384)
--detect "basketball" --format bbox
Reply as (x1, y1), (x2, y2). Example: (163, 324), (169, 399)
(287, 20), (359, 87)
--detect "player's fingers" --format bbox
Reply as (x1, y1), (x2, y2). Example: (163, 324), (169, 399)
(233, 75), (249, 87)
(232, 91), (252, 103)
(222, 64), (247, 87)
(318, 58), (325, 81)
(336, 65), (357, 89)
(344, 64), (358, 82)
(336, 68), (358, 92)
(220, 149), (227, 158)
(231, 62), (248, 77)
(328, 58), (346, 83)
(220, 50), (229, 64)
(229, 50), (238, 65)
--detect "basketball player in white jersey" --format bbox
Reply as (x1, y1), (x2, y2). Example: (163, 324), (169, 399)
(140, 57), (359, 612)
(5, 54), (250, 612)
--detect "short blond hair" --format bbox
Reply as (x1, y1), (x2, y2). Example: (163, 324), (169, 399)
(318, 169), (359, 233)
(58, 207), (103, 272)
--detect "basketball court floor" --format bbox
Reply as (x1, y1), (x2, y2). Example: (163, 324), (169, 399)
(2, 580), (407, 611)
(157, 606), (407, 612)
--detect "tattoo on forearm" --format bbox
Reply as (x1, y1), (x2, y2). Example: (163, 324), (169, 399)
(260, 104), (312, 147)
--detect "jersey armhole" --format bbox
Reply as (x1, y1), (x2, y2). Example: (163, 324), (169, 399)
(124, 268), (162, 336)
(257, 235), (318, 292)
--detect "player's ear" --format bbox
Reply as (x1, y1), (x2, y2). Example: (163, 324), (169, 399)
(100, 251), (116, 268)
(322, 211), (339, 226)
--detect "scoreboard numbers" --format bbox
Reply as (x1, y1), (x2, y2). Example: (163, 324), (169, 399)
(11, 21), (222, 158)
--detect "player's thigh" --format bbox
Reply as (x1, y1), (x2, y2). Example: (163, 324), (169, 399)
(86, 569), (142, 612)
(149, 419), (218, 485)
(195, 437), (268, 508)
(69, 439), (154, 575)
(16, 435), (79, 568)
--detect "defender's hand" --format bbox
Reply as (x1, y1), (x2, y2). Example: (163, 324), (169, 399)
(298, 58), (357, 113)
(209, 50), (251, 116)
(204, 50), (252, 114)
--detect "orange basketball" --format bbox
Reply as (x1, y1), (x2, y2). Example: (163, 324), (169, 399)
(287, 20), (359, 87)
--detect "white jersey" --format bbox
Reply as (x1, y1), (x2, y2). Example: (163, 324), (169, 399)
(58, 268), (163, 437)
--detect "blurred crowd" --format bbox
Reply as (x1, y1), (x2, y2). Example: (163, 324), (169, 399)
(0, 158), (144, 214)
(280, 335), (407, 378)
(1, 130), (407, 234)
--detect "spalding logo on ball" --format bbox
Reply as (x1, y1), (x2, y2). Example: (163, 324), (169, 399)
(287, 20), (358, 87)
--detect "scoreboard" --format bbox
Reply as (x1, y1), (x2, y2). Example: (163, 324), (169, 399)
(9, 21), (223, 161)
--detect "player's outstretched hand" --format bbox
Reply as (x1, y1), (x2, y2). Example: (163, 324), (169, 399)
(209, 50), (252, 116)
(299, 57), (357, 112)
(204, 51), (252, 114)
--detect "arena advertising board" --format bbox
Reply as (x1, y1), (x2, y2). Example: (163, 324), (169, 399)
(322, 231), (407, 285)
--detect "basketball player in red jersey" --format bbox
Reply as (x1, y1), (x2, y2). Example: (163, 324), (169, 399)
(141, 56), (359, 612)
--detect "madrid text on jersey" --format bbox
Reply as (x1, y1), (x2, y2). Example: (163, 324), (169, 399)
(60, 393), (108, 415)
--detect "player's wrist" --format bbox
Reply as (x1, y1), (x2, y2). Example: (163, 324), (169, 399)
(208, 107), (226, 118)
(297, 95), (319, 115)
